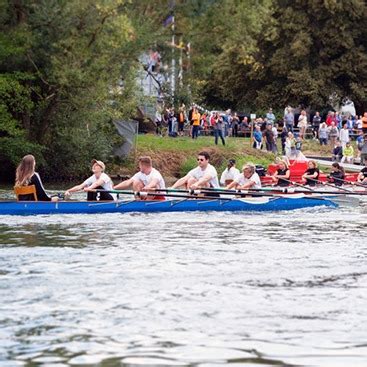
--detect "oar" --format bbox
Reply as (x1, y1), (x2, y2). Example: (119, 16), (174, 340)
(306, 177), (354, 193)
(334, 177), (367, 189)
(154, 187), (287, 196)
(281, 178), (315, 191)
(92, 189), (233, 201)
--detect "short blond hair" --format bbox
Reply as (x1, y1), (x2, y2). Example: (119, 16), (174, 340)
(242, 163), (255, 173)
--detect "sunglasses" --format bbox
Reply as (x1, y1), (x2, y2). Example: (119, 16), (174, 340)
(197, 158), (205, 162)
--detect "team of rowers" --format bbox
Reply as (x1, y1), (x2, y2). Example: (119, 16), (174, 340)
(14, 153), (367, 202)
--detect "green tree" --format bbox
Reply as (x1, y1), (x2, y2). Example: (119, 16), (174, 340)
(196, 0), (367, 112)
(0, 0), (166, 180)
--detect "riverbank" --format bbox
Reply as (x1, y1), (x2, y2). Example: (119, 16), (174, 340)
(112, 134), (333, 181)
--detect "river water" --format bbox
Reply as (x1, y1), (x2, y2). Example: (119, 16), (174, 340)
(0, 188), (367, 367)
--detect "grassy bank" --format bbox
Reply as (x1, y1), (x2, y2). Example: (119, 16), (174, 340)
(113, 134), (332, 180)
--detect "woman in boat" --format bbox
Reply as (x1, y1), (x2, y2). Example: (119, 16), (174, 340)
(302, 160), (320, 186)
(64, 159), (114, 201)
(15, 154), (58, 201)
(328, 162), (345, 187)
(271, 160), (290, 187)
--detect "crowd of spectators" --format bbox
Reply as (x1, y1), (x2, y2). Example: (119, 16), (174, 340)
(154, 105), (367, 164)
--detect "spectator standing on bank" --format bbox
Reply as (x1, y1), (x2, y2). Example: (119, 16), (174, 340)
(356, 131), (364, 160)
(155, 109), (163, 136)
(297, 110), (308, 139)
(328, 122), (339, 147)
(231, 112), (240, 137)
(319, 122), (328, 145)
(252, 125), (263, 149)
(178, 104), (186, 136)
(339, 123), (350, 148)
(312, 112), (321, 139)
(284, 108), (294, 133)
(362, 112), (367, 134)
(326, 111), (337, 126)
(191, 107), (201, 139)
(360, 135), (367, 165)
(213, 113), (225, 146)
(280, 126), (288, 155)
(263, 124), (277, 153)
(266, 108), (276, 124)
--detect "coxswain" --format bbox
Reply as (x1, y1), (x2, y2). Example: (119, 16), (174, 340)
(114, 156), (166, 200)
(226, 163), (261, 190)
(64, 159), (114, 201)
(271, 159), (290, 187)
(220, 159), (240, 186)
(172, 151), (219, 191)
(302, 160), (320, 186)
(15, 154), (58, 201)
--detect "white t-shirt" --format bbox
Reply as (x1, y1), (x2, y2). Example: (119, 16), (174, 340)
(234, 172), (262, 189)
(188, 164), (219, 188)
(220, 167), (240, 185)
(132, 168), (166, 189)
(83, 172), (114, 191)
(339, 128), (350, 143)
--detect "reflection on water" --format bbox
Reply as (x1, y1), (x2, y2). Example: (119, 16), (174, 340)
(0, 195), (367, 366)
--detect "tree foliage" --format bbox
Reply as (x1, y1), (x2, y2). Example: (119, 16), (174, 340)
(0, 0), (164, 180)
(189, 0), (367, 112)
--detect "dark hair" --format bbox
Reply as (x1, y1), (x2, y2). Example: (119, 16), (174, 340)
(331, 162), (345, 174)
(198, 151), (210, 160)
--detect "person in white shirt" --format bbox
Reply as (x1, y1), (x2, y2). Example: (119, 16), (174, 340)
(114, 156), (165, 199)
(339, 124), (350, 148)
(226, 163), (262, 190)
(65, 159), (115, 201)
(220, 159), (240, 186)
(172, 151), (219, 189)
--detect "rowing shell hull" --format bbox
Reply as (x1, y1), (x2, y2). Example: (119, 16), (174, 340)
(0, 197), (338, 215)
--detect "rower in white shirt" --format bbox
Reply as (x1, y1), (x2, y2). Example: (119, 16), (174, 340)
(114, 156), (166, 200)
(172, 151), (219, 190)
(65, 159), (115, 201)
(220, 159), (240, 186)
(226, 163), (262, 190)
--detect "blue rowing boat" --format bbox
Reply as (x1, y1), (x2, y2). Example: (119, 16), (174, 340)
(0, 196), (337, 215)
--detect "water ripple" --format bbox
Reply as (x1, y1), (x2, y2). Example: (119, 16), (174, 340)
(0, 204), (366, 366)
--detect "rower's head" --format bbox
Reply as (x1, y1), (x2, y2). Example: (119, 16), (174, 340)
(331, 162), (341, 172)
(91, 159), (105, 177)
(197, 151), (210, 168)
(278, 160), (288, 170)
(308, 160), (317, 169)
(242, 163), (255, 178)
(227, 159), (236, 169)
(15, 155), (36, 186)
(138, 156), (153, 175)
